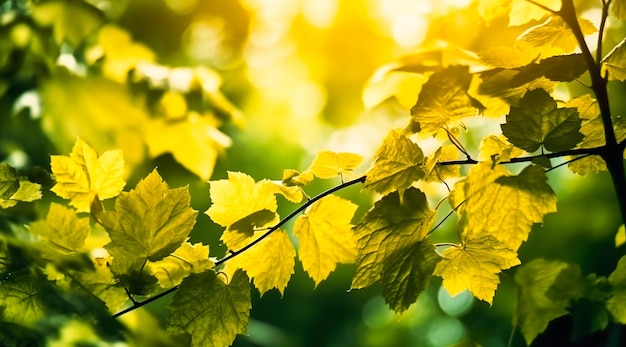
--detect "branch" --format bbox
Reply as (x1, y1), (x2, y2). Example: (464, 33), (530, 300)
(112, 175), (367, 319)
(437, 146), (605, 166)
(596, 0), (612, 63)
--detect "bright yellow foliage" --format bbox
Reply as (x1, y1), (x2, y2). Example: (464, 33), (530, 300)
(206, 172), (278, 228)
(51, 137), (125, 212)
(509, 0), (561, 26)
(94, 25), (156, 83)
(309, 151), (363, 180)
(148, 242), (214, 289)
(294, 195), (358, 286)
(222, 229), (295, 295)
(434, 232), (520, 304)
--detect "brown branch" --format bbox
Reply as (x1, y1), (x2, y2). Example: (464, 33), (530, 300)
(437, 145), (605, 166)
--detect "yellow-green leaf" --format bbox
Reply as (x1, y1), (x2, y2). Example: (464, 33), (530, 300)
(422, 145), (460, 182)
(514, 259), (571, 345)
(450, 163), (556, 251)
(282, 169), (314, 187)
(309, 151), (363, 179)
(520, 16), (597, 53)
(478, 135), (524, 163)
(29, 203), (90, 253)
(147, 242), (214, 288)
(479, 41), (538, 69)
(294, 195), (358, 286)
(228, 209), (276, 236)
(0, 163), (41, 208)
(32, 0), (104, 46)
(509, 0), (560, 26)
(71, 262), (128, 312)
(51, 137), (125, 212)
(607, 256), (626, 324)
(434, 232), (520, 304)
(167, 270), (251, 347)
(409, 66), (481, 136)
(102, 169), (198, 272)
(382, 241), (440, 313)
(0, 275), (46, 325)
(206, 172), (277, 228)
(613, 0), (626, 20)
(221, 229), (295, 295)
(352, 187), (435, 289)
(602, 38), (626, 81)
(364, 130), (425, 195)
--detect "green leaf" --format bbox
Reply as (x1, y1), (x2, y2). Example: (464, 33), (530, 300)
(450, 163), (556, 251)
(501, 88), (583, 152)
(409, 65), (482, 136)
(613, 0), (626, 20)
(514, 259), (572, 345)
(31, 0), (104, 46)
(167, 270), (251, 347)
(363, 130), (425, 196)
(606, 256), (626, 323)
(434, 232), (519, 304)
(382, 240), (440, 313)
(352, 187), (435, 289)
(520, 16), (597, 53)
(0, 163), (19, 199)
(602, 38), (626, 81)
(228, 209), (276, 236)
(0, 275), (46, 326)
(102, 169), (198, 273)
(29, 203), (90, 253)
(0, 163), (41, 208)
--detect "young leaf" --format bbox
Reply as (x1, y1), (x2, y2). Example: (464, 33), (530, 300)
(364, 130), (425, 195)
(606, 256), (626, 324)
(434, 232), (519, 304)
(352, 187), (435, 289)
(602, 38), (626, 81)
(520, 16), (597, 53)
(167, 270), (251, 347)
(102, 169), (197, 270)
(382, 241), (440, 313)
(29, 203), (90, 253)
(147, 242), (215, 289)
(450, 163), (556, 251)
(308, 151), (363, 179)
(206, 172), (277, 230)
(409, 65), (481, 136)
(221, 229), (295, 295)
(293, 195), (358, 286)
(51, 137), (125, 212)
(501, 88), (583, 152)
(514, 259), (572, 345)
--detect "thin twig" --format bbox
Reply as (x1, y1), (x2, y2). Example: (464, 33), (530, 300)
(437, 145), (605, 166)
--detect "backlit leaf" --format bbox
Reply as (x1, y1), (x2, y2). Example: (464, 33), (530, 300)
(512, 54), (588, 84)
(167, 270), (251, 347)
(282, 169), (314, 187)
(32, 0), (104, 46)
(71, 262), (128, 312)
(51, 137), (125, 212)
(352, 188), (435, 289)
(147, 242), (214, 289)
(422, 145), (460, 182)
(364, 130), (425, 195)
(382, 240), (440, 313)
(409, 66), (481, 136)
(0, 163), (41, 208)
(606, 256), (626, 324)
(520, 16), (597, 53)
(478, 0), (513, 24)
(94, 25), (156, 83)
(0, 275), (45, 325)
(478, 135), (524, 163)
(294, 195), (358, 286)
(479, 41), (538, 69)
(102, 169), (197, 272)
(514, 259), (571, 345)
(309, 151), (363, 179)
(221, 229), (295, 295)
(501, 88), (583, 152)
(602, 38), (626, 81)
(9, 181), (42, 203)
(434, 232), (519, 304)
(228, 209), (276, 236)
(206, 172), (277, 229)
(509, 0), (560, 26)
(450, 163), (556, 251)
(29, 203), (90, 253)
(145, 112), (232, 181)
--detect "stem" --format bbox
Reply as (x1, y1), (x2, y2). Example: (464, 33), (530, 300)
(112, 176), (367, 319)
(437, 146), (605, 166)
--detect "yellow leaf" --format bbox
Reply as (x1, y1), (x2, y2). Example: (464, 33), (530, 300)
(478, 41), (539, 69)
(148, 242), (215, 288)
(450, 163), (556, 251)
(478, 0), (512, 23)
(94, 25), (156, 83)
(31, 0), (103, 46)
(160, 91), (188, 120)
(434, 232), (520, 304)
(478, 135), (524, 163)
(266, 181), (304, 203)
(221, 229), (295, 295)
(51, 137), (125, 212)
(364, 130), (425, 195)
(422, 145), (460, 182)
(520, 16), (597, 54)
(616, 225), (626, 248)
(206, 172), (277, 228)
(282, 169), (314, 187)
(145, 112), (231, 181)
(509, 0), (560, 26)
(293, 195), (358, 286)
(309, 151), (363, 179)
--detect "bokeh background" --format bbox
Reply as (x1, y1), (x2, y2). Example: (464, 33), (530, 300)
(1, 0), (625, 346)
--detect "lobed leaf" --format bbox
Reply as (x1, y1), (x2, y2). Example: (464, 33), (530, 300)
(352, 187), (435, 289)
(51, 137), (125, 212)
(29, 203), (90, 253)
(167, 270), (251, 347)
(382, 240), (440, 313)
(364, 130), (425, 196)
(501, 88), (583, 152)
(520, 16), (597, 53)
(434, 232), (519, 304)
(147, 242), (215, 289)
(294, 195), (358, 286)
(309, 151), (363, 179)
